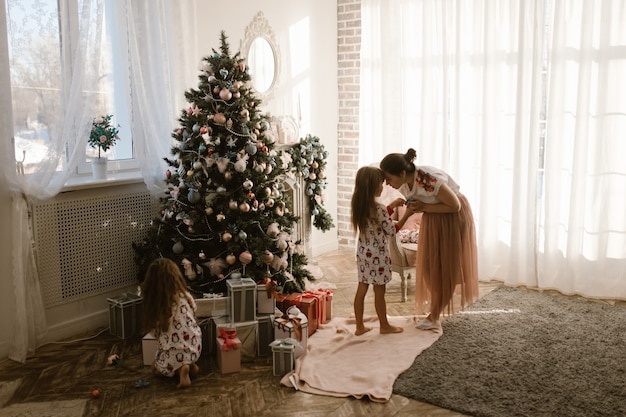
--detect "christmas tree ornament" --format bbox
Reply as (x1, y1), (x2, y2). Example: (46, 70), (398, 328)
(216, 213), (225, 222)
(216, 186), (227, 194)
(222, 232), (232, 242)
(247, 192), (255, 199)
(229, 200), (238, 210)
(188, 189), (201, 204)
(166, 169), (171, 179)
(239, 202), (250, 212)
(205, 207), (213, 215)
(216, 158), (229, 173)
(243, 179), (253, 190)
(219, 88), (232, 101)
(182, 258), (197, 279)
(245, 142), (257, 155)
(219, 68), (228, 79)
(266, 198), (275, 207)
(239, 251), (252, 265)
(238, 230), (247, 240)
(226, 119), (233, 129)
(193, 161), (202, 170)
(266, 222), (280, 237)
(192, 123), (200, 133)
(234, 158), (247, 173)
(224, 171), (232, 180)
(309, 172), (317, 180)
(263, 250), (274, 265)
(213, 113), (226, 124)
(172, 241), (184, 254)
(311, 161), (319, 169)
(226, 253), (236, 265)
(275, 206), (284, 216)
(199, 250), (206, 260)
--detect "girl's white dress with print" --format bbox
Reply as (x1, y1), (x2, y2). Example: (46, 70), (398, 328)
(154, 292), (202, 377)
(356, 203), (396, 285)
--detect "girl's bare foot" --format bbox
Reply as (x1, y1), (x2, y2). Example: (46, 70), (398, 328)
(355, 326), (372, 336)
(190, 363), (200, 377)
(177, 364), (191, 388)
(380, 324), (404, 334)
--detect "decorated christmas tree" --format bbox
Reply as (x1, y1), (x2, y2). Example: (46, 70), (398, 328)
(133, 32), (328, 296)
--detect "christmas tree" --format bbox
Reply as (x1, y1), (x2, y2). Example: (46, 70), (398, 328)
(133, 32), (318, 296)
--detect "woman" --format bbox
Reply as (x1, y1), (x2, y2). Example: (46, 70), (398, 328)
(380, 148), (478, 330)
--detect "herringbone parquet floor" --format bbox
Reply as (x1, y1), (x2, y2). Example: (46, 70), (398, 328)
(0, 249), (500, 417)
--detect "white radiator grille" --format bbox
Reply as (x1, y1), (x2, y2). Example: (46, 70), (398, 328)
(32, 183), (156, 307)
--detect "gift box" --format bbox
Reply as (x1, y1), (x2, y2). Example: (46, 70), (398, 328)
(256, 281), (277, 315)
(141, 333), (158, 366)
(216, 334), (242, 374)
(198, 316), (223, 356)
(272, 311), (308, 353)
(195, 293), (228, 318)
(270, 339), (297, 377)
(107, 293), (143, 339)
(227, 277), (257, 322)
(256, 315), (274, 357)
(323, 290), (333, 322)
(215, 317), (258, 362)
(277, 293), (318, 337)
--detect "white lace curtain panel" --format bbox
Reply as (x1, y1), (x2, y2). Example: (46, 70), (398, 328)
(0, 0), (198, 362)
(360, 0), (626, 298)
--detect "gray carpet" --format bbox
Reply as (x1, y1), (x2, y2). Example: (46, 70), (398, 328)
(393, 286), (626, 417)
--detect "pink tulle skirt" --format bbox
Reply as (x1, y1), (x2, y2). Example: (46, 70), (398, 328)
(414, 193), (479, 318)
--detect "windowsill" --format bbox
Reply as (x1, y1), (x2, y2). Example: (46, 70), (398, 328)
(62, 169), (145, 192)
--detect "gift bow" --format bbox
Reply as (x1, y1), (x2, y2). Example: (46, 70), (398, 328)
(277, 314), (303, 341)
(259, 276), (279, 299)
(218, 327), (239, 351)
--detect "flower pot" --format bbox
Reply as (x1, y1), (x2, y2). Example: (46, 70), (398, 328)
(92, 157), (108, 179)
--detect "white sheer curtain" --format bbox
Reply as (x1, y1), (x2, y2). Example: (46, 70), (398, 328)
(125, 0), (199, 195)
(0, 0), (198, 362)
(360, 0), (626, 298)
(540, 0), (626, 297)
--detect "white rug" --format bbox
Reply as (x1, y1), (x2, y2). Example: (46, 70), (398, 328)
(280, 315), (441, 403)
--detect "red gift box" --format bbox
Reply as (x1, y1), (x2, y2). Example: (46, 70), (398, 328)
(276, 293), (318, 337)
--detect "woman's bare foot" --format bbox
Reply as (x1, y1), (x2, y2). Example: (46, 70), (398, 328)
(177, 364), (191, 388)
(355, 326), (372, 336)
(380, 324), (404, 334)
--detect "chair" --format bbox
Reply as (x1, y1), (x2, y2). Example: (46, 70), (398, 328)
(389, 236), (416, 302)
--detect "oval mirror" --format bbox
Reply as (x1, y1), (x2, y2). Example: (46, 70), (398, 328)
(240, 11), (281, 100)
(248, 37), (275, 93)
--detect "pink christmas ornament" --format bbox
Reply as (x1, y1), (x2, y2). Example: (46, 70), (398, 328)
(239, 251), (252, 265)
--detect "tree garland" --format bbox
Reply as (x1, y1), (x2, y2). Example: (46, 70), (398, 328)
(285, 135), (335, 232)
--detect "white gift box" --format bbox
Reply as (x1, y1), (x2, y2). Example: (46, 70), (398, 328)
(227, 277), (257, 323)
(257, 284), (276, 314)
(195, 293), (228, 318)
(141, 333), (158, 366)
(272, 310), (308, 353)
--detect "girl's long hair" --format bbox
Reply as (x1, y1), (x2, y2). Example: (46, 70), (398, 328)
(351, 166), (385, 234)
(141, 257), (190, 336)
(380, 148), (417, 176)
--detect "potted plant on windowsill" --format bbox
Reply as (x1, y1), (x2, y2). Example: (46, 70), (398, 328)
(89, 114), (120, 179)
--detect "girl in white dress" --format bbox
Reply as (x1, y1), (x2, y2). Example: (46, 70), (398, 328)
(350, 166), (414, 335)
(141, 258), (202, 388)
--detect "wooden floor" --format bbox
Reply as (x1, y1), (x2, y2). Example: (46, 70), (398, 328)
(0, 248), (501, 417)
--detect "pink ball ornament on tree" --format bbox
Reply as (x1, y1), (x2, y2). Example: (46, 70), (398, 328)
(219, 88), (232, 101)
(226, 253), (236, 265)
(239, 250), (252, 265)
(222, 232), (232, 242)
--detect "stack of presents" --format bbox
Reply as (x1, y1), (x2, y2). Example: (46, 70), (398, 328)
(107, 278), (333, 377)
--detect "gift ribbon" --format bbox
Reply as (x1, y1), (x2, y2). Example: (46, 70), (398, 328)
(275, 315), (303, 341)
(218, 327), (239, 351)
(302, 291), (324, 324)
(258, 276), (279, 299)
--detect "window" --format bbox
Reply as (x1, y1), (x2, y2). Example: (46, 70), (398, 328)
(5, 0), (135, 176)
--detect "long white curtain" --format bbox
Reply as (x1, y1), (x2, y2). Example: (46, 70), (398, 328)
(0, 0), (197, 362)
(360, 0), (626, 298)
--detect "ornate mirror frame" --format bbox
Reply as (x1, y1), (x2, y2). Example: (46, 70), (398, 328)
(240, 11), (281, 101)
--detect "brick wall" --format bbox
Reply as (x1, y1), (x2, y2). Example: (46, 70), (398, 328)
(336, 0), (361, 248)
